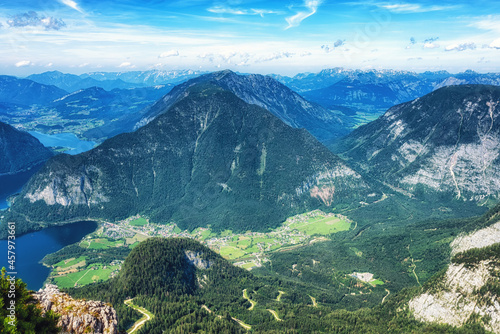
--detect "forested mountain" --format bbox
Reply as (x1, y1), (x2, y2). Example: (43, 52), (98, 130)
(88, 70), (348, 145)
(0, 121), (53, 175)
(331, 85), (500, 203)
(4, 84), (374, 236)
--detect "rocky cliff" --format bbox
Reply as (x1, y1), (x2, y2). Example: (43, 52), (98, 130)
(409, 220), (500, 333)
(34, 284), (118, 334)
(332, 85), (500, 203)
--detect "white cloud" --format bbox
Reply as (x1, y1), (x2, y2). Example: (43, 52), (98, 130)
(197, 52), (251, 65)
(118, 62), (133, 68)
(258, 51), (295, 62)
(60, 0), (84, 14)
(208, 6), (247, 15)
(423, 42), (440, 49)
(15, 60), (32, 67)
(321, 39), (345, 53)
(46, 62), (53, 67)
(381, 3), (458, 13)
(445, 42), (476, 51)
(159, 50), (179, 58)
(472, 15), (500, 33)
(285, 0), (322, 30)
(207, 6), (278, 17)
(490, 39), (500, 49)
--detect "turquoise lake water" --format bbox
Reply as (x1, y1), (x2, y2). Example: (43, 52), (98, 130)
(0, 221), (97, 290)
(29, 131), (96, 155)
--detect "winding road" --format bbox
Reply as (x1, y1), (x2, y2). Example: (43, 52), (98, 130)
(124, 299), (153, 334)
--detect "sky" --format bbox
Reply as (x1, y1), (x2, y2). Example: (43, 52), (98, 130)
(1, 0), (500, 76)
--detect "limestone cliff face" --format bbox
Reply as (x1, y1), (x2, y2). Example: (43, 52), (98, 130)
(450, 220), (500, 256)
(409, 261), (500, 333)
(34, 284), (118, 334)
(409, 221), (500, 333)
(332, 85), (500, 202)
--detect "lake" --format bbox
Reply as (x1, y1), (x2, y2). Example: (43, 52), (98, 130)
(28, 131), (96, 155)
(0, 221), (97, 290)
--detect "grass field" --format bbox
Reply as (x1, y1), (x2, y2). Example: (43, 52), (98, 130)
(214, 211), (351, 262)
(129, 217), (148, 226)
(288, 215), (350, 236)
(371, 279), (385, 286)
(125, 234), (148, 246)
(54, 256), (87, 269)
(219, 246), (247, 260)
(241, 261), (258, 269)
(53, 264), (120, 288)
(87, 238), (125, 249)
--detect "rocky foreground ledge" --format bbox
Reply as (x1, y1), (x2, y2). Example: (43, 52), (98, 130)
(33, 284), (118, 334)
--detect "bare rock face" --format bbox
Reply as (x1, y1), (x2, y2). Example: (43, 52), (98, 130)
(409, 220), (500, 333)
(185, 250), (212, 270)
(409, 261), (500, 333)
(332, 85), (500, 202)
(451, 220), (500, 256)
(34, 284), (118, 334)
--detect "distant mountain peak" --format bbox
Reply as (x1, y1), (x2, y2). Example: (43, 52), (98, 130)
(135, 70), (348, 143)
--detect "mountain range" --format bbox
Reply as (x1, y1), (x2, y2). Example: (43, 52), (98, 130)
(272, 68), (500, 119)
(1, 68), (500, 333)
(134, 70), (348, 143)
(26, 69), (207, 92)
(331, 84), (500, 203)
(5, 83), (374, 235)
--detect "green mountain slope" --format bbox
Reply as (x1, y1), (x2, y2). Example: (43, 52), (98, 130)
(0, 121), (54, 176)
(4, 84), (375, 235)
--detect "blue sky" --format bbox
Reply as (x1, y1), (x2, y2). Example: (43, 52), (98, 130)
(1, 0), (500, 76)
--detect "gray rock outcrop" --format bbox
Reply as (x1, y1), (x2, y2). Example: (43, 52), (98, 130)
(34, 284), (118, 334)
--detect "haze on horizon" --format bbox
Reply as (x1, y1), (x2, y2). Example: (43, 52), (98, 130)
(1, 0), (500, 76)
